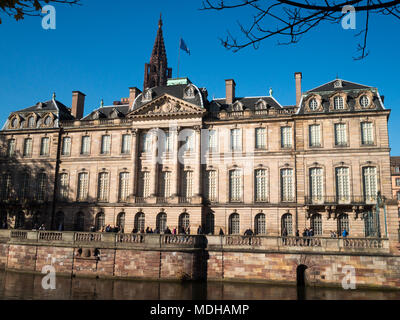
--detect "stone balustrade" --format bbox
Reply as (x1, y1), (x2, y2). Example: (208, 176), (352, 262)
(0, 230), (390, 254)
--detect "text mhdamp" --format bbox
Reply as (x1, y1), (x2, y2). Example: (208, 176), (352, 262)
(150, 304), (250, 317)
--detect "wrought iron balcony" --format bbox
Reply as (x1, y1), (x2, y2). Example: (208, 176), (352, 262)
(305, 195), (377, 206)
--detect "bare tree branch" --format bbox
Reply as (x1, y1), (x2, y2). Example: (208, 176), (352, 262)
(201, 0), (400, 59)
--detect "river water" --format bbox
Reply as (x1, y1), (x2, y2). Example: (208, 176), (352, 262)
(0, 271), (399, 300)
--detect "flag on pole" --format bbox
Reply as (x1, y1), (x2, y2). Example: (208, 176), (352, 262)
(179, 38), (190, 55)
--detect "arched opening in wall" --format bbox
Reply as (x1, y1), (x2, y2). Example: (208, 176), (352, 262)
(296, 264), (308, 287)
(254, 213), (266, 235)
(0, 211), (7, 229)
(281, 213), (293, 236)
(15, 212), (25, 229)
(56, 212), (64, 231)
(134, 212), (145, 233)
(337, 213), (349, 236)
(116, 212), (125, 232)
(178, 213), (190, 234)
(75, 212), (84, 231)
(32, 211), (41, 229)
(205, 211), (215, 235)
(156, 212), (167, 234)
(95, 212), (105, 231)
(228, 213), (240, 235)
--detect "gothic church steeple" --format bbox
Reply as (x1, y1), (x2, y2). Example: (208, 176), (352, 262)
(143, 14), (172, 91)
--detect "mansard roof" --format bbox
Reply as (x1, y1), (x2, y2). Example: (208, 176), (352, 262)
(82, 105), (130, 121)
(132, 83), (205, 111)
(307, 79), (373, 93)
(209, 96), (283, 111)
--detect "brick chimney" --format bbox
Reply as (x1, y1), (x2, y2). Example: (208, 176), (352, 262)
(129, 87), (141, 108)
(71, 91), (86, 119)
(295, 72), (302, 107)
(225, 79), (236, 105)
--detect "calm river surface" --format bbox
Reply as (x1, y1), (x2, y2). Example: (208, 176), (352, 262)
(0, 271), (399, 300)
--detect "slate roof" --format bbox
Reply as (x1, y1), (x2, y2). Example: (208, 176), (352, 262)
(17, 100), (74, 120)
(307, 79), (372, 93)
(83, 105), (130, 120)
(209, 96), (283, 112)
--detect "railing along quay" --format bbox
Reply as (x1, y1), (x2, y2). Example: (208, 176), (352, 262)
(0, 230), (390, 253)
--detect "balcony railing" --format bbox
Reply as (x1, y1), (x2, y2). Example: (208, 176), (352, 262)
(305, 196), (377, 205)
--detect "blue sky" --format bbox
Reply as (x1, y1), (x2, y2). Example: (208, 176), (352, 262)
(0, 0), (399, 154)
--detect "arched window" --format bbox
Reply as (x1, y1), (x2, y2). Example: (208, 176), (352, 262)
(156, 213), (167, 233)
(337, 214), (349, 236)
(116, 212), (125, 231)
(229, 213), (240, 235)
(179, 213), (190, 233)
(135, 212), (145, 232)
(334, 96), (344, 110)
(205, 212), (215, 235)
(15, 212), (25, 229)
(28, 116), (35, 128)
(281, 213), (293, 236)
(255, 213), (266, 235)
(56, 212), (64, 230)
(95, 212), (105, 231)
(309, 98), (318, 111)
(311, 213), (322, 235)
(364, 211), (375, 237)
(75, 212), (85, 231)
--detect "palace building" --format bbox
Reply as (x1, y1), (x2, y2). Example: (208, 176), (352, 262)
(0, 17), (398, 245)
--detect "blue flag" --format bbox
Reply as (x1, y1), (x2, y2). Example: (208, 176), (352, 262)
(180, 38), (190, 55)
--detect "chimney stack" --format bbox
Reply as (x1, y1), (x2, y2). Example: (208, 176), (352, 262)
(129, 87), (142, 108)
(71, 91), (86, 120)
(225, 79), (236, 105)
(295, 72), (302, 107)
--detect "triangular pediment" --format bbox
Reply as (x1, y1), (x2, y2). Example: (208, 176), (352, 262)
(127, 94), (205, 118)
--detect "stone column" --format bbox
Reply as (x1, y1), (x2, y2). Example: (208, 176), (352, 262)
(193, 126), (202, 203)
(131, 129), (139, 199)
(150, 129), (158, 198)
(171, 127), (180, 202)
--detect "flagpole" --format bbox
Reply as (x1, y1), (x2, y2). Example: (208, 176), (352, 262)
(178, 37), (181, 78)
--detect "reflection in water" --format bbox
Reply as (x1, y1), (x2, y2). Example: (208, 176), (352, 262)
(0, 271), (399, 300)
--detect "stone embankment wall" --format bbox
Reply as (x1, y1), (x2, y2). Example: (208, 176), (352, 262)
(0, 230), (399, 289)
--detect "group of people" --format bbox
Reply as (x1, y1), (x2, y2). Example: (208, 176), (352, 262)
(32, 224), (46, 231)
(132, 225), (197, 235)
(91, 225), (123, 233)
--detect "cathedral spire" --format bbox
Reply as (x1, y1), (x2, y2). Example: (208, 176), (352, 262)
(143, 15), (172, 91)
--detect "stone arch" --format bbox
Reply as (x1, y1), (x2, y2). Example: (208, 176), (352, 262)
(297, 264), (308, 287)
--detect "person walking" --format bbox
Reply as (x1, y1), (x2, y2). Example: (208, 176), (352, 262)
(197, 225), (203, 235)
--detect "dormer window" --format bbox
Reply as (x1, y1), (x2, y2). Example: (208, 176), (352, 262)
(255, 100), (267, 110)
(360, 95), (370, 108)
(309, 98), (318, 111)
(11, 118), (18, 128)
(232, 101), (243, 112)
(143, 89), (153, 102)
(334, 80), (343, 88)
(28, 116), (35, 128)
(110, 109), (121, 119)
(184, 85), (196, 99)
(44, 116), (52, 126)
(334, 96), (344, 110)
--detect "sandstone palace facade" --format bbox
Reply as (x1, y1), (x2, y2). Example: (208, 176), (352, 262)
(0, 18), (398, 245)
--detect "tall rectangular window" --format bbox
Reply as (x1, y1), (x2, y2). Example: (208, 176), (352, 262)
(309, 124), (321, 147)
(62, 137), (71, 156)
(361, 122), (374, 145)
(363, 167), (377, 202)
(396, 178), (400, 187)
(159, 171), (171, 198)
(7, 139), (16, 157)
(23, 138), (32, 157)
(40, 137), (50, 156)
(140, 172), (150, 198)
(335, 123), (347, 146)
(119, 172), (130, 202)
(19, 172), (29, 200)
(229, 170), (242, 202)
(77, 172), (89, 201)
(97, 172), (109, 202)
(281, 168), (294, 202)
(165, 132), (173, 152)
(121, 134), (131, 154)
(1, 174), (12, 200)
(81, 136), (90, 155)
(208, 130), (217, 152)
(336, 167), (350, 202)
(142, 133), (152, 153)
(281, 127), (292, 148)
(205, 170), (217, 202)
(37, 173), (46, 201)
(255, 128), (267, 150)
(255, 169), (268, 202)
(58, 173), (69, 200)
(184, 130), (195, 152)
(182, 171), (193, 198)
(310, 168), (324, 202)
(101, 135), (111, 155)
(230, 129), (242, 151)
